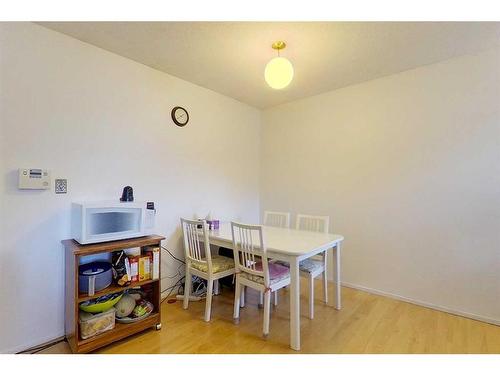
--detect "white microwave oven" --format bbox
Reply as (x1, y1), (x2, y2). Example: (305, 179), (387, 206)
(71, 201), (155, 244)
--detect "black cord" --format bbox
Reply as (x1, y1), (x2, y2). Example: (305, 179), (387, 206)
(159, 246), (192, 300)
(162, 262), (184, 279)
(161, 275), (185, 300)
(161, 246), (186, 279)
(161, 245), (185, 264)
(162, 276), (184, 294)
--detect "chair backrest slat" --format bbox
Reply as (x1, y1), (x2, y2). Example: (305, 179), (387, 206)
(231, 222), (269, 285)
(296, 214), (330, 234)
(181, 218), (212, 271)
(263, 211), (290, 228)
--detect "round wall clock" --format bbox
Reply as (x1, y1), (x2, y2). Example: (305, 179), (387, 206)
(171, 106), (189, 127)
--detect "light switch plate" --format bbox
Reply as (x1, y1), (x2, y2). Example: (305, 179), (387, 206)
(55, 179), (67, 194)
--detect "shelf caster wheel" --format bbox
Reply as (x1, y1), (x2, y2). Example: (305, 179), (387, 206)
(155, 323), (162, 331)
(233, 318), (240, 324)
(258, 303), (263, 309)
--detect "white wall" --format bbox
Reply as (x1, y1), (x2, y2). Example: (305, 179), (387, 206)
(0, 22), (261, 353)
(261, 47), (500, 324)
(1, 22), (499, 354)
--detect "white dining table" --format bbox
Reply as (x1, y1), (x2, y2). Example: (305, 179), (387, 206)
(201, 222), (344, 351)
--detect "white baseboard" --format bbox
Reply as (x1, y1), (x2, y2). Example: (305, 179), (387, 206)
(6, 333), (64, 354)
(341, 281), (500, 327)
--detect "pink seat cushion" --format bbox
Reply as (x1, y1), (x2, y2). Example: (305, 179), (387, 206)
(254, 261), (290, 280)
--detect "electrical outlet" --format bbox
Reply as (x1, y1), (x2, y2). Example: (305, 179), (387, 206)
(55, 179), (67, 194)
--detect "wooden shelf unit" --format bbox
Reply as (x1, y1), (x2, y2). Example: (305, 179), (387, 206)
(63, 235), (165, 354)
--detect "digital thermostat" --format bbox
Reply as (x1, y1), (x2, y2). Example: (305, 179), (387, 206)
(18, 168), (50, 190)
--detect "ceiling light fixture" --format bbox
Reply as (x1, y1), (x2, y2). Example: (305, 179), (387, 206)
(265, 41), (294, 90)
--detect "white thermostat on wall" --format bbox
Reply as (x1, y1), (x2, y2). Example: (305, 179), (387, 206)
(18, 168), (50, 190)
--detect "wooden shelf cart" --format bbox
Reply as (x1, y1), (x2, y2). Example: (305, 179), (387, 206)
(62, 235), (165, 353)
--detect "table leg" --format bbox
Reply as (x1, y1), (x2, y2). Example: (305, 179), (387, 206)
(289, 257), (300, 350)
(214, 280), (220, 295)
(333, 243), (342, 310)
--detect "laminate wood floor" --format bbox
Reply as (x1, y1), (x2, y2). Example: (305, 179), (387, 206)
(40, 281), (500, 354)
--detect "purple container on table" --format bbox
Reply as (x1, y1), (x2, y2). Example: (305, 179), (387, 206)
(207, 220), (219, 230)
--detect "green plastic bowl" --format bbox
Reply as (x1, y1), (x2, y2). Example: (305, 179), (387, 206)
(79, 293), (123, 313)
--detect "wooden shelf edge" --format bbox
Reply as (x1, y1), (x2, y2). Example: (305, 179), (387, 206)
(78, 278), (160, 302)
(62, 235), (165, 256)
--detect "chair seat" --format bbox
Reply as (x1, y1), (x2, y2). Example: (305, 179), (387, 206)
(190, 255), (234, 274)
(299, 258), (324, 274)
(275, 259), (325, 274)
(240, 261), (290, 285)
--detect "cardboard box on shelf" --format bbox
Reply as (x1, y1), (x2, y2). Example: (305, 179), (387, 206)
(144, 247), (160, 280)
(138, 255), (151, 281)
(129, 256), (139, 282)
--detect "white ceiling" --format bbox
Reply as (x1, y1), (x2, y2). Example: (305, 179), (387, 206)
(38, 22), (500, 109)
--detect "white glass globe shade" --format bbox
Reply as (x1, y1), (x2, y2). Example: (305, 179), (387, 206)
(264, 57), (294, 89)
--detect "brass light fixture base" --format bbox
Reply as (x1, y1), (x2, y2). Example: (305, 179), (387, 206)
(271, 41), (286, 50)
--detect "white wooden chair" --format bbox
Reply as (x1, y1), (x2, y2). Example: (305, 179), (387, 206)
(263, 211), (291, 228)
(296, 214), (330, 319)
(231, 222), (290, 338)
(261, 210), (290, 306)
(181, 218), (236, 322)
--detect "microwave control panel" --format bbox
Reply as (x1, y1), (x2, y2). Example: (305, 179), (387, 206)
(18, 168), (50, 190)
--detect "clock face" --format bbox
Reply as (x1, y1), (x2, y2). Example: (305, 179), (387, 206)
(171, 106), (189, 127)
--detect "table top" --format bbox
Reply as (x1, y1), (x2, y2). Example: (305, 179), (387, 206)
(207, 222), (343, 257)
